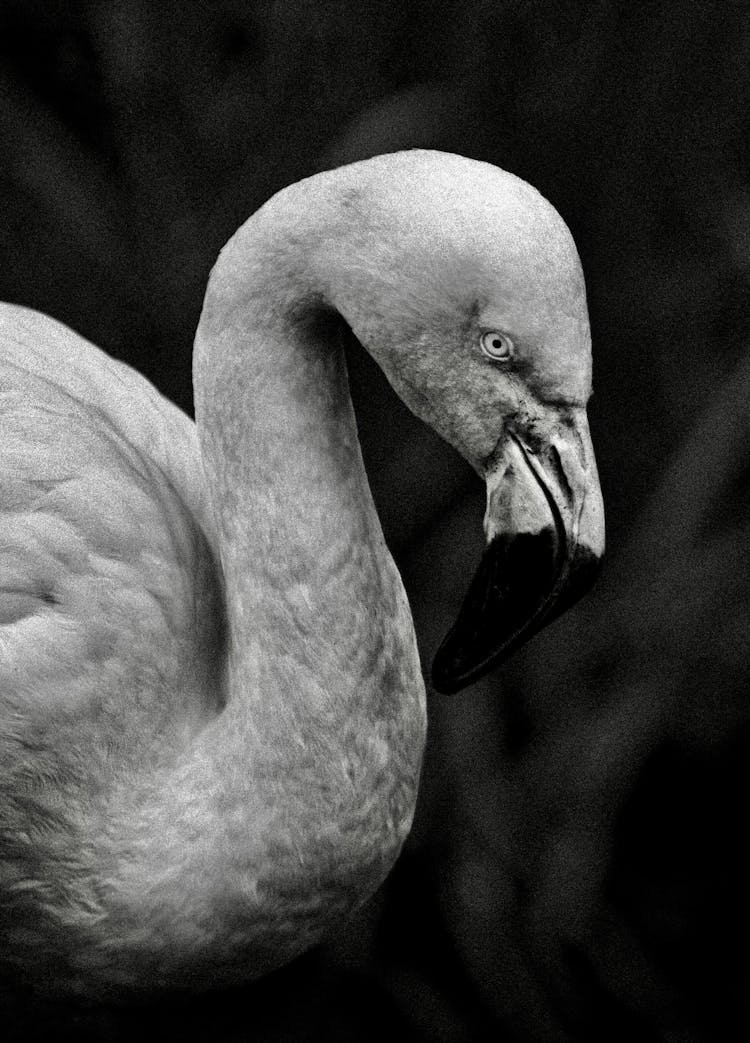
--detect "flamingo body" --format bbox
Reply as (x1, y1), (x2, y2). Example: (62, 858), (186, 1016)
(1, 304), (420, 995)
(0, 151), (603, 997)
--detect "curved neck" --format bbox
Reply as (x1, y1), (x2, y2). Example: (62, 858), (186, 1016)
(193, 207), (400, 726)
(164, 202), (425, 974)
(48, 202), (426, 994)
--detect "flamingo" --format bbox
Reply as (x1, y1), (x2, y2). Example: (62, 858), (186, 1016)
(0, 150), (604, 999)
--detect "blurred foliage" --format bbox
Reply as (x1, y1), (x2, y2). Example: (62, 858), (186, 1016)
(1, 1), (749, 1040)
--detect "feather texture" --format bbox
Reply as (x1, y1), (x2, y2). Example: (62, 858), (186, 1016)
(0, 150), (599, 998)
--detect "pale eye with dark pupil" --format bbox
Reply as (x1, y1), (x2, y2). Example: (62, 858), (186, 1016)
(480, 330), (513, 361)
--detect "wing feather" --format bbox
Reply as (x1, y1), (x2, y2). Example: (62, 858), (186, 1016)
(0, 304), (225, 773)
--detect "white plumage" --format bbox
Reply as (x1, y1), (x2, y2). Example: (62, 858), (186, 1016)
(0, 150), (603, 998)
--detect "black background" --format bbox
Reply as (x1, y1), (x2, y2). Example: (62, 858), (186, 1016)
(1, 2), (749, 1040)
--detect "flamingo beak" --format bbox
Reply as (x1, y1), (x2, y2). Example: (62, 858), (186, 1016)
(431, 409), (604, 694)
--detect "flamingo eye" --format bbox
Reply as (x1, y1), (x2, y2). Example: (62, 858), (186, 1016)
(480, 330), (514, 362)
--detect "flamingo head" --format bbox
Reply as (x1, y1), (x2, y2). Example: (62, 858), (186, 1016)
(319, 150), (605, 693)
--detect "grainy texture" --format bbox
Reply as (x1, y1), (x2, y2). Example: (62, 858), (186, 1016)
(1, 149), (602, 1000)
(1, 1), (748, 1039)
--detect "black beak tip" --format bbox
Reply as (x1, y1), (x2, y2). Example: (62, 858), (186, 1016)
(430, 621), (530, 695)
(430, 651), (469, 696)
(429, 534), (604, 696)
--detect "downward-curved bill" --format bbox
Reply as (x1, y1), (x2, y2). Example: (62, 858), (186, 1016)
(431, 411), (604, 694)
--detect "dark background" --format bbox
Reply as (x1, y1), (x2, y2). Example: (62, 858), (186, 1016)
(1, 2), (749, 1040)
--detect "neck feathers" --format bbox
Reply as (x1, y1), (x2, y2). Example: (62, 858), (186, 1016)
(192, 193), (425, 749)
(171, 199), (426, 979)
